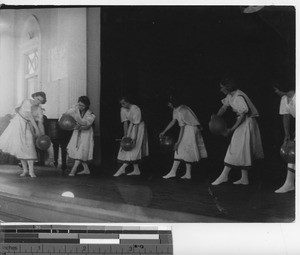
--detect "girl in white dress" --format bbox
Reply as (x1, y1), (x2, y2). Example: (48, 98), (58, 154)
(66, 96), (96, 176)
(113, 97), (149, 176)
(0, 92), (47, 177)
(159, 96), (207, 179)
(274, 87), (295, 193)
(212, 78), (264, 185)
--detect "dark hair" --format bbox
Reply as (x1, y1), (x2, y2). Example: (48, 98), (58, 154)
(78, 96), (91, 109)
(220, 77), (238, 92)
(168, 94), (182, 108)
(32, 91), (47, 104)
(274, 81), (295, 92)
(119, 95), (131, 103)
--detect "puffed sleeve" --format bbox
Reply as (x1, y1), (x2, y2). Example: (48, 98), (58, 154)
(221, 95), (230, 106)
(279, 96), (290, 115)
(20, 99), (32, 112)
(235, 96), (249, 114)
(131, 105), (142, 124)
(120, 108), (128, 122)
(18, 99), (33, 119)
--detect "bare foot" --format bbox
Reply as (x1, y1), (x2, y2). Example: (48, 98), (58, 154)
(233, 179), (249, 185)
(211, 176), (228, 185)
(77, 170), (90, 175)
(275, 185), (295, 193)
(127, 170), (140, 176)
(68, 170), (76, 177)
(113, 169), (125, 177)
(163, 173), (176, 179)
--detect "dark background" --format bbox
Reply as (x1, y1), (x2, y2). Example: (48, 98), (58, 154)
(100, 6), (295, 180)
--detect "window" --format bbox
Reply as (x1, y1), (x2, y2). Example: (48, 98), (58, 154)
(25, 50), (38, 75)
(24, 48), (39, 98)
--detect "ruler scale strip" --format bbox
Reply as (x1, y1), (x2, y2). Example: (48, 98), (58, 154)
(0, 225), (173, 254)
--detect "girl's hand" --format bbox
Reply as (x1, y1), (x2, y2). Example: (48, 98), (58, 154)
(283, 134), (291, 146)
(131, 139), (136, 148)
(210, 114), (217, 120)
(74, 123), (81, 130)
(159, 132), (165, 138)
(76, 108), (81, 117)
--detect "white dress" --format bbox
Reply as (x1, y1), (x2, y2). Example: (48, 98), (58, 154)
(0, 99), (43, 160)
(66, 108), (95, 162)
(117, 105), (149, 163)
(279, 93), (295, 171)
(173, 105), (207, 163)
(280, 93), (295, 118)
(222, 90), (264, 168)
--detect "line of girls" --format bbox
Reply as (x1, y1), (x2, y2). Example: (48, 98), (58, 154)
(0, 93), (95, 178)
(113, 77), (295, 194)
(0, 76), (295, 194)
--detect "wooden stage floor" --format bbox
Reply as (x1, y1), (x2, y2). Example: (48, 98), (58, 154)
(0, 163), (295, 223)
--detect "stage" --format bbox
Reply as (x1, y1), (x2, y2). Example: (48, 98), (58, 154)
(0, 163), (295, 223)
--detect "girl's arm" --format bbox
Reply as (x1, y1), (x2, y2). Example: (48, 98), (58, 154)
(174, 125), (184, 152)
(78, 124), (92, 130)
(37, 118), (45, 135)
(123, 121), (129, 137)
(18, 100), (41, 136)
(73, 109), (88, 126)
(35, 108), (45, 135)
(74, 117), (90, 126)
(133, 124), (138, 140)
(217, 105), (228, 116)
(160, 119), (177, 137)
(28, 114), (41, 136)
(230, 113), (246, 132)
(129, 123), (139, 147)
(223, 113), (246, 137)
(282, 114), (291, 144)
(73, 110), (96, 128)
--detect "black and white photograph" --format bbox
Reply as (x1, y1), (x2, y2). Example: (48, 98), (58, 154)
(0, 2), (298, 254)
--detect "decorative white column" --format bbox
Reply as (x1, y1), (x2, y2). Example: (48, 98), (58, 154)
(0, 9), (15, 116)
(65, 8), (87, 109)
(87, 7), (101, 164)
(87, 7), (101, 135)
